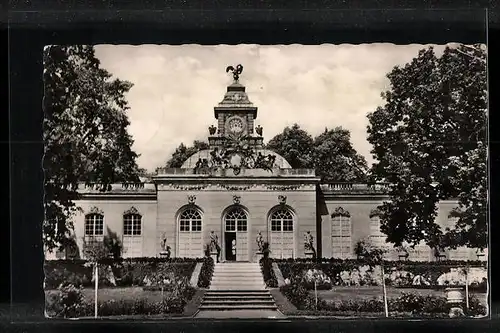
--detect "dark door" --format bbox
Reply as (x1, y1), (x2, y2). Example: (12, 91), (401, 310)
(225, 232), (236, 261)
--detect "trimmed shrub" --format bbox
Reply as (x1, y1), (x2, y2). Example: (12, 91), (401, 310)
(44, 258), (199, 289)
(45, 284), (88, 318)
(260, 257), (278, 288)
(197, 257), (214, 288)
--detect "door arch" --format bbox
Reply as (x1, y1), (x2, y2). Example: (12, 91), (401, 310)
(176, 206), (203, 258)
(223, 206), (249, 261)
(268, 206), (295, 259)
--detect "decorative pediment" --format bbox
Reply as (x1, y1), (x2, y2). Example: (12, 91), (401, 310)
(87, 206), (104, 216)
(187, 195), (196, 205)
(123, 206), (140, 216)
(448, 208), (463, 218)
(369, 208), (382, 218)
(233, 195), (241, 205)
(331, 206), (351, 218)
(278, 195), (287, 205)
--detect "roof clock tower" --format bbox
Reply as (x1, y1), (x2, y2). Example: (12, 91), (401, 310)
(208, 64), (264, 149)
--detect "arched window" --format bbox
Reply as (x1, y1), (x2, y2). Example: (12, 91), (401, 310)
(178, 207), (203, 258)
(269, 207), (294, 259)
(270, 209), (294, 232)
(331, 207), (352, 259)
(84, 213), (104, 245)
(179, 208), (203, 232)
(123, 209), (142, 258)
(225, 208), (247, 232)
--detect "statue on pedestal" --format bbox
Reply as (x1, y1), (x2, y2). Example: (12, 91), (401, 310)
(160, 234), (171, 258)
(256, 231), (264, 253)
(209, 230), (221, 263)
(304, 231), (314, 252)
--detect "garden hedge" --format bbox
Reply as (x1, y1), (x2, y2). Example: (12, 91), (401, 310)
(44, 257), (201, 289)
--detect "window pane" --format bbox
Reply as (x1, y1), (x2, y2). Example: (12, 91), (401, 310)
(179, 208), (202, 232)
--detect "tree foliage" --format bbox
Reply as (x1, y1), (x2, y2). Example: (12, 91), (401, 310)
(367, 44), (487, 250)
(43, 45), (140, 252)
(266, 124), (368, 181)
(313, 127), (368, 182)
(163, 140), (210, 168)
(266, 124), (315, 169)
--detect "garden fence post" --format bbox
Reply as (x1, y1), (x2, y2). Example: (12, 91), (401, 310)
(94, 263), (98, 318)
(314, 279), (318, 310)
(465, 265), (469, 311)
(382, 264), (388, 317)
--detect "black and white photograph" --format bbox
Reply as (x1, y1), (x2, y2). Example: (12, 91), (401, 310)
(43, 43), (488, 320)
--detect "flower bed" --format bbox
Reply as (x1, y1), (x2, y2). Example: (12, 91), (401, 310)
(278, 281), (487, 317)
(45, 282), (197, 318)
(275, 258), (487, 290)
(44, 257), (201, 289)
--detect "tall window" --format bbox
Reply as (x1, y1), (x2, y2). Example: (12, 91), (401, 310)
(270, 209), (294, 232)
(225, 208), (247, 232)
(84, 213), (104, 245)
(369, 211), (386, 248)
(122, 211), (142, 257)
(179, 208), (203, 232)
(123, 214), (142, 236)
(331, 207), (351, 259)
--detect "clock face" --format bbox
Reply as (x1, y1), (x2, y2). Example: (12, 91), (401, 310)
(228, 117), (244, 133)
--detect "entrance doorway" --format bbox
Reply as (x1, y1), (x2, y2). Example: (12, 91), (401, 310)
(225, 232), (237, 261)
(223, 207), (249, 261)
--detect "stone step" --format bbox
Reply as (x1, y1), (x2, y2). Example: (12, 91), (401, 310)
(204, 295), (272, 300)
(210, 285), (266, 289)
(205, 290), (270, 296)
(211, 283), (265, 287)
(212, 275), (263, 279)
(209, 287), (266, 291)
(202, 300), (276, 306)
(198, 304), (278, 310)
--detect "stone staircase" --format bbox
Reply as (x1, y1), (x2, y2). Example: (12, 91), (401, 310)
(197, 262), (279, 313)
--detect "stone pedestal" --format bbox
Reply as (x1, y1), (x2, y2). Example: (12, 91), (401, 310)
(446, 287), (465, 318)
(210, 251), (218, 263)
(159, 251), (169, 258)
(255, 251), (264, 262)
(305, 250), (315, 259)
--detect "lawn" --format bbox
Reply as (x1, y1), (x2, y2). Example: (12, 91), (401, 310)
(45, 287), (174, 303)
(312, 286), (488, 306)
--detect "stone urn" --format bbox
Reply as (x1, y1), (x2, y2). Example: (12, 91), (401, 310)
(445, 287), (465, 318)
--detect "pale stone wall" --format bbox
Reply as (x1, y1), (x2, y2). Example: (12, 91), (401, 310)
(71, 200), (158, 258)
(156, 184), (317, 262)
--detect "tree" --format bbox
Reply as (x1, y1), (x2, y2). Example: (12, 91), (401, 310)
(266, 124), (314, 168)
(43, 45), (141, 252)
(266, 124), (368, 181)
(313, 127), (368, 182)
(164, 140), (209, 168)
(367, 44), (487, 250)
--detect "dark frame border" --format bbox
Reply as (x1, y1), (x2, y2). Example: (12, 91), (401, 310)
(6, 2), (498, 332)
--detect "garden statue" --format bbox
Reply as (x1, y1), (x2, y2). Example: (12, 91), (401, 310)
(209, 231), (221, 263)
(161, 234), (168, 252)
(210, 231), (219, 253)
(256, 231), (264, 252)
(304, 231), (314, 252)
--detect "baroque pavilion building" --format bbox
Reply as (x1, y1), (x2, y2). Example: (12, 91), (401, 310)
(45, 68), (486, 263)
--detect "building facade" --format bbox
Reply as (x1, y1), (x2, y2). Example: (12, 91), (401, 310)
(45, 77), (487, 262)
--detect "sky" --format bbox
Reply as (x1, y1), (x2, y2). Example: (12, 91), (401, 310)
(94, 43), (456, 172)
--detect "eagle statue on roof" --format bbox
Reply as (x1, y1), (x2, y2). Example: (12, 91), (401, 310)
(226, 64), (244, 81)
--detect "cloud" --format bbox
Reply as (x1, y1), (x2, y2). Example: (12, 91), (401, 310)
(94, 43), (453, 172)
